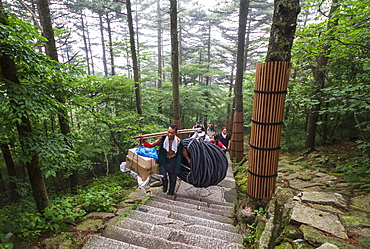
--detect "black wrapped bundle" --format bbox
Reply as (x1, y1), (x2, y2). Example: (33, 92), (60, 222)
(179, 138), (228, 188)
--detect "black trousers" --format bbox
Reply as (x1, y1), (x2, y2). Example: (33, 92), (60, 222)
(159, 157), (177, 194)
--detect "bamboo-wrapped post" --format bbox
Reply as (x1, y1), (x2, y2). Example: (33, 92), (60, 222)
(246, 61), (291, 199)
(246, 0), (299, 200)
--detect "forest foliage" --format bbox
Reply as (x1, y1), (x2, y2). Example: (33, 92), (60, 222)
(0, 0), (370, 244)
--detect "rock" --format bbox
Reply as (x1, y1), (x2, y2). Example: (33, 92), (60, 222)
(299, 225), (358, 249)
(274, 241), (293, 249)
(350, 194), (370, 212)
(282, 225), (300, 240)
(291, 203), (347, 239)
(339, 212), (370, 229)
(299, 172), (316, 181)
(316, 243), (339, 249)
(311, 174), (337, 184)
(86, 212), (115, 219)
(356, 235), (370, 248)
(76, 219), (105, 231)
(300, 191), (347, 209)
(307, 204), (344, 214)
(43, 235), (72, 249)
(288, 179), (324, 190)
(254, 187), (295, 249)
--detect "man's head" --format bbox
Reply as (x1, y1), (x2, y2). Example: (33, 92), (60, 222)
(222, 127), (227, 134)
(167, 124), (178, 139)
(196, 120), (202, 124)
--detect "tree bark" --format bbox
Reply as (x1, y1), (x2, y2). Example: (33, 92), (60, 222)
(98, 13), (108, 75)
(265, 0), (300, 62)
(126, 0), (142, 115)
(106, 13), (115, 76)
(305, 0), (339, 152)
(232, 0), (249, 161)
(157, 0), (163, 113)
(80, 12), (91, 75)
(170, 0), (180, 121)
(0, 143), (19, 200)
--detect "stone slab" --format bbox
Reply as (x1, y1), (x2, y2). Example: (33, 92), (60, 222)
(350, 194), (370, 212)
(301, 191), (347, 209)
(291, 203), (348, 239)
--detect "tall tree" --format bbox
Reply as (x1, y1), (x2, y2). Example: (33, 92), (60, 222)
(0, 143), (19, 200)
(36, 0), (78, 193)
(170, 0), (181, 125)
(126, 0), (143, 115)
(157, 0), (163, 113)
(0, 1), (50, 212)
(304, 0), (339, 152)
(232, 0), (249, 161)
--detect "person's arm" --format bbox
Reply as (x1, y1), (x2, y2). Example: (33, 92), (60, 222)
(227, 134), (231, 150)
(140, 136), (162, 148)
(218, 141), (227, 151)
(182, 148), (191, 164)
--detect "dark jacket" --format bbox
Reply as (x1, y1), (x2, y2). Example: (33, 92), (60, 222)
(157, 136), (183, 174)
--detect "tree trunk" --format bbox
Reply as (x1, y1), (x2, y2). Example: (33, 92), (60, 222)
(265, 0), (300, 63)
(232, 0), (249, 161)
(206, 24), (211, 86)
(247, 0), (300, 201)
(226, 64), (235, 128)
(0, 11), (50, 210)
(126, 0), (142, 115)
(157, 0), (163, 113)
(106, 13), (115, 76)
(305, 0), (339, 152)
(0, 143), (19, 200)
(37, 0), (78, 193)
(99, 13), (109, 76)
(170, 0), (180, 121)
(80, 12), (91, 75)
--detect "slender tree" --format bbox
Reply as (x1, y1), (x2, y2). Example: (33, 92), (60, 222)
(170, 0), (181, 124)
(305, 0), (339, 152)
(126, 0), (142, 115)
(0, 143), (19, 200)
(36, 0), (78, 193)
(157, 0), (163, 113)
(0, 1), (50, 212)
(231, 0), (249, 161)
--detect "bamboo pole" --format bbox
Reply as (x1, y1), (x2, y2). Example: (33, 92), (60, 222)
(134, 128), (199, 139)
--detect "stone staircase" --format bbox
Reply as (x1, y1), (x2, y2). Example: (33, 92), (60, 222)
(82, 158), (244, 249)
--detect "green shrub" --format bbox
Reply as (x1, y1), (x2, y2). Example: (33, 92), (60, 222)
(0, 172), (136, 242)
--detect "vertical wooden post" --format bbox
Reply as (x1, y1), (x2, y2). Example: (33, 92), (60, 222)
(171, 119), (182, 139)
(247, 61), (291, 199)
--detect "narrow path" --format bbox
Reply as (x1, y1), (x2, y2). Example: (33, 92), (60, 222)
(82, 153), (243, 248)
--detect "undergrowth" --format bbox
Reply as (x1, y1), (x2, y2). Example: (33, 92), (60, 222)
(0, 172), (136, 244)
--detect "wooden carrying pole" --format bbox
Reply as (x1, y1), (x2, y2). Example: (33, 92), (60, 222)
(247, 61), (291, 200)
(134, 128), (199, 139)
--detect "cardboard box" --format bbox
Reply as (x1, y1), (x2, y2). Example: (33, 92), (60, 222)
(126, 148), (157, 180)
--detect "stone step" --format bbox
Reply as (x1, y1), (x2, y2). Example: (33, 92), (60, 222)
(161, 193), (235, 211)
(102, 225), (201, 249)
(127, 209), (239, 233)
(136, 204), (233, 225)
(117, 213), (242, 243)
(143, 199), (233, 223)
(82, 235), (147, 249)
(217, 176), (236, 189)
(151, 196), (233, 217)
(115, 217), (244, 249)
